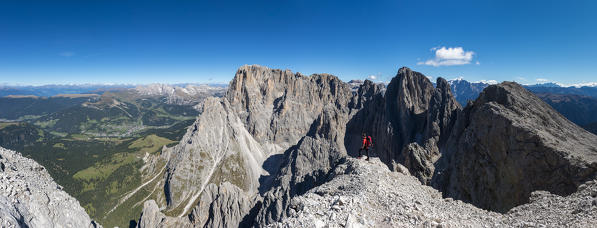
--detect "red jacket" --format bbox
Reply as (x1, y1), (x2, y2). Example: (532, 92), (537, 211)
(362, 136), (372, 148)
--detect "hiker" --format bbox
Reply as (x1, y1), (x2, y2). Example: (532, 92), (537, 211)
(358, 133), (372, 160)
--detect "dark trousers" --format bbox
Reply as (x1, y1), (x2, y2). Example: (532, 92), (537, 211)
(358, 147), (369, 157)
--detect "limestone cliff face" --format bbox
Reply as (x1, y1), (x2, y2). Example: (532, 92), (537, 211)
(141, 65), (360, 227)
(0, 147), (100, 228)
(226, 65), (354, 149)
(138, 182), (253, 228)
(188, 182), (254, 228)
(434, 82), (597, 212)
(346, 67), (461, 183)
(388, 68), (460, 183)
(255, 107), (351, 226)
(162, 97), (267, 215)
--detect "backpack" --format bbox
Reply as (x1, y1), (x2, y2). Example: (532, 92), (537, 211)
(366, 136), (373, 147)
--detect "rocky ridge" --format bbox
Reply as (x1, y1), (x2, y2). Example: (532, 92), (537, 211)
(272, 157), (597, 228)
(0, 147), (100, 228)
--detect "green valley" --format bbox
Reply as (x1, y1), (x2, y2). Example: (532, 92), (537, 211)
(0, 87), (218, 227)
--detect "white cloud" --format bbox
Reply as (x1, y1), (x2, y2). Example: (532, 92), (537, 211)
(59, 51), (75, 57)
(527, 78), (597, 87)
(475, 80), (498, 85)
(367, 75), (377, 80)
(556, 82), (597, 88)
(417, 47), (476, 67)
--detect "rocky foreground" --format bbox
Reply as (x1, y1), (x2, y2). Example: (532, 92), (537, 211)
(0, 147), (100, 227)
(274, 157), (597, 228)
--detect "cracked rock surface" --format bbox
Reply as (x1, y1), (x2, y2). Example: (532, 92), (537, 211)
(0, 147), (100, 228)
(272, 157), (597, 228)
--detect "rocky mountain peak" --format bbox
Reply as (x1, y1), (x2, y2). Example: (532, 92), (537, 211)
(435, 77), (451, 92)
(397, 66), (413, 75)
(364, 67), (461, 183)
(435, 81), (597, 212)
(388, 66), (436, 114)
(473, 82), (597, 160)
(475, 81), (523, 107)
(225, 64), (352, 147)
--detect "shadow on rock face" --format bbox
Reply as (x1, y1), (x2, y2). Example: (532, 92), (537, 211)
(258, 153), (285, 195)
(128, 220), (137, 228)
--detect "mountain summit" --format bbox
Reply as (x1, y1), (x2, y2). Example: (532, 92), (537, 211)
(434, 81), (597, 212)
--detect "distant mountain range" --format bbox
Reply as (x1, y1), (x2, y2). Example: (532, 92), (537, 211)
(447, 79), (597, 105)
(0, 84), (134, 97)
(135, 83), (226, 105)
(0, 83), (227, 98)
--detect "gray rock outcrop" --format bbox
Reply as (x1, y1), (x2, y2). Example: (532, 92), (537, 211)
(137, 182), (252, 228)
(0, 147), (100, 228)
(225, 65), (354, 148)
(272, 157), (597, 228)
(137, 200), (188, 228)
(255, 107), (351, 226)
(345, 67), (460, 183)
(434, 82), (597, 212)
(188, 182), (253, 228)
(161, 97), (266, 215)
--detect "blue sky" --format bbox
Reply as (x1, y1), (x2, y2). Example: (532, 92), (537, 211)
(1, 0), (596, 85)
